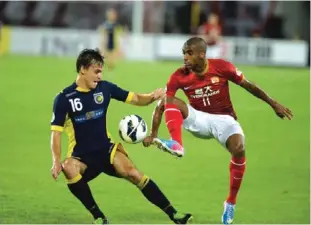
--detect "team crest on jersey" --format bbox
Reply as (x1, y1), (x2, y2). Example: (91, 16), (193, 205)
(211, 76), (219, 84)
(93, 92), (104, 104)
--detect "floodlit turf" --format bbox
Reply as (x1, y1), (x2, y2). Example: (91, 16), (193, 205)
(0, 55), (310, 224)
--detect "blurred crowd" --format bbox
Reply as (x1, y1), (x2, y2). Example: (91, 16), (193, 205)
(0, 1), (309, 41)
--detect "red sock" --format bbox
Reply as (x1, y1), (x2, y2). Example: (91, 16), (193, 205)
(164, 103), (183, 146)
(226, 156), (246, 204)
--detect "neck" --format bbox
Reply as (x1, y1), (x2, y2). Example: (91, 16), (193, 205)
(194, 60), (208, 76)
(76, 75), (90, 91)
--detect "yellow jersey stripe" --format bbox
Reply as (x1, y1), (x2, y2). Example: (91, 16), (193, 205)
(125, 92), (134, 103)
(64, 116), (76, 158)
(76, 87), (90, 92)
(51, 125), (64, 132)
(110, 143), (119, 164)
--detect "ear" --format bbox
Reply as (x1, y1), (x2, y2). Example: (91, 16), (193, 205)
(80, 66), (86, 75)
(200, 52), (206, 59)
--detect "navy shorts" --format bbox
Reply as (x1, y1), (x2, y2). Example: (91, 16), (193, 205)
(73, 143), (121, 182)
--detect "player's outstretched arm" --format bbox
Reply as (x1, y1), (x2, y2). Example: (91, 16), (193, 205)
(129, 88), (165, 106)
(240, 79), (293, 120)
(143, 99), (165, 147)
(50, 131), (63, 180)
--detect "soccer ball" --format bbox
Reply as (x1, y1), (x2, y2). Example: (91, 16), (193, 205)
(118, 114), (148, 144)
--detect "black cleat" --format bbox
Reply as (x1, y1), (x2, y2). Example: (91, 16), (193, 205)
(93, 217), (109, 224)
(172, 213), (193, 224)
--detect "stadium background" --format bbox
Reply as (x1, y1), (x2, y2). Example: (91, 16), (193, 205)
(0, 1), (310, 224)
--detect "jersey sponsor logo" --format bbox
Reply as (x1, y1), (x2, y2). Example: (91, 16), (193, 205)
(65, 91), (77, 98)
(74, 109), (104, 123)
(93, 92), (104, 104)
(191, 86), (220, 106)
(194, 88), (204, 95)
(191, 86), (220, 99)
(211, 76), (219, 84)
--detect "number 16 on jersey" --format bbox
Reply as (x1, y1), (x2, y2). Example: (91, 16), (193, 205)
(69, 98), (83, 112)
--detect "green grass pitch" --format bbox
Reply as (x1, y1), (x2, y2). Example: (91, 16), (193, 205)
(0, 55), (309, 224)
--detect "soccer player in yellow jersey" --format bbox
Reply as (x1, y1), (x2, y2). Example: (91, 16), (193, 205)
(98, 8), (124, 70)
(50, 49), (192, 224)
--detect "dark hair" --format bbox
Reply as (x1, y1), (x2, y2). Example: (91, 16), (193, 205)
(76, 48), (104, 73)
(185, 37), (207, 53)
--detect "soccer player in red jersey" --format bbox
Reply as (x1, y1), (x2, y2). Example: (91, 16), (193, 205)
(143, 37), (293, 224)
(198, 13), (222, 58)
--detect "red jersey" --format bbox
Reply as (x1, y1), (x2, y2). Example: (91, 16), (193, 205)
(166, 59), (244, 120)
(202, 23), (221, 46)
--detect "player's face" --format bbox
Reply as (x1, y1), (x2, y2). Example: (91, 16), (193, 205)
(107, 10), (117, 22)
(83, 63), (103, 89)
(183, 44), (205, 72)
(208, 14), (218, 25)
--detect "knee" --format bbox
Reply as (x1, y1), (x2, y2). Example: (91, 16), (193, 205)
(229, 141), (245, 157)
(121, 167), (143, 185)
(62, 159), (78, 179)
(169, 97), (188, 119)
(165, 96), (174, 104)
(62, 159), (74, 172)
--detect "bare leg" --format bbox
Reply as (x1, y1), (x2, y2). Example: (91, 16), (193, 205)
(112, 144), (192, 223)
(62, 158), (106, 221)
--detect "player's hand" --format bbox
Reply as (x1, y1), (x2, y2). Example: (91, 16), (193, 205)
(272, 102), (293, 120)
(151, 88), (166, 101)
(51, 161), (62, 180)
(143, 136), (155, 147)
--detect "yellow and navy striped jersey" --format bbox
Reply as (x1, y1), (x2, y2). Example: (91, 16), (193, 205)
(100, 21), (121, 51)
(51, 81), (133, 157)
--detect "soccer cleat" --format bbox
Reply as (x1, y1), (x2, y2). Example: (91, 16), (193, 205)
(152, 138), (184, 157)
(93, 217), (109, 224)
(172, 212), (193, 224)
(222, 201), (235, 224)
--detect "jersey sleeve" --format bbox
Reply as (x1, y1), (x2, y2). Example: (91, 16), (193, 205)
(166, 72), (180, 97)
(221, 61), (245, 85)
(51, 93), (68, 132)
(108, 82), (134, 103)
(99, 21), (107, 28)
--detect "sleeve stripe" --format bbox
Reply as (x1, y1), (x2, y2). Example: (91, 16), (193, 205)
(51, 125), (64, 132)
(125, 91), (134, 103)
